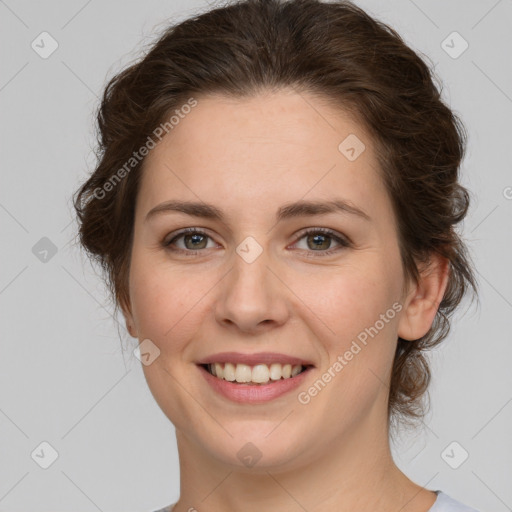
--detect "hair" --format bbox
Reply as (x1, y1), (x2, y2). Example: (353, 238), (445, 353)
(73, 0), (478, 431)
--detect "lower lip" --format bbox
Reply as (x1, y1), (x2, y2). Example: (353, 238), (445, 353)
(197, 365), (313, 403)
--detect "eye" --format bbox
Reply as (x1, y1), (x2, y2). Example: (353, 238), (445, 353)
(291, 228), (351, 257)
(162, 227), (351, 257)
(163, 228), (217, 254)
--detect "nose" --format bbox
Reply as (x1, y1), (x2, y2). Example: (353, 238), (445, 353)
(214, 245), (289, 334)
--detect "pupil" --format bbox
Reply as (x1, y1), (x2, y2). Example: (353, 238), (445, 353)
(185, 233), (206, 249)
(309, 234), (330, 250)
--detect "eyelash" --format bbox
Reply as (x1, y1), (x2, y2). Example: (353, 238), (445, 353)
(162, 227), (351, 257)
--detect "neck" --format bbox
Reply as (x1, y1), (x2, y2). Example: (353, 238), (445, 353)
(172, 402), (437, 512)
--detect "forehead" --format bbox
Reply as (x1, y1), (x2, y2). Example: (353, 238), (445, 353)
(137, 89), (386, 221)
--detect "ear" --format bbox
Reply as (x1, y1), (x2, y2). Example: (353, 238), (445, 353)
(120, 296), (138, 338)
(397, 253), (450, 341)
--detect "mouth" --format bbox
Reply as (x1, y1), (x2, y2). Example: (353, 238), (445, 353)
(198, 362), (314, 386)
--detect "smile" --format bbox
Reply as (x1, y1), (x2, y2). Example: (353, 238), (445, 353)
(203, 362), (310, 385)
(197, 363), (314, 403)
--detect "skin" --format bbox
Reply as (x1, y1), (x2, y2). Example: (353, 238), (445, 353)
(122, 88), (449, 512)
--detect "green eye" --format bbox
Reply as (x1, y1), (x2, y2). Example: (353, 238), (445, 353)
(291, 228), (350, 256)
(163, 227), (350, 257)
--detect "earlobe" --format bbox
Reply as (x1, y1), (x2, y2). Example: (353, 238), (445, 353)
(120, 298), (137, 338)
(397, 254), (450, 341)
(126, 320), (136, 337)
(125, 317), (138, 338)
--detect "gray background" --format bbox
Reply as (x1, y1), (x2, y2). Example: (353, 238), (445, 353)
(1, 0), (511, 510)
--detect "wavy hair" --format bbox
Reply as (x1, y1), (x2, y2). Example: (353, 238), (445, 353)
(73, 0), (478, 430)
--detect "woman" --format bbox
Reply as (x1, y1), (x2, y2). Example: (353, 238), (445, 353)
(73, 0), (479, 510)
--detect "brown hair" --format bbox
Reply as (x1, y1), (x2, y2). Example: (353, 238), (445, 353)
(73, 0), (478, 430)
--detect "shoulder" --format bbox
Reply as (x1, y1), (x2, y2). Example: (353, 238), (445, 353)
(150, 505), (175, 512)
(149, 494), (482, 512)
(429, 491), (481, 512)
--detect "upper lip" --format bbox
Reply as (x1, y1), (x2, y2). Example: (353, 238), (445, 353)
(196, 352), (315, 367)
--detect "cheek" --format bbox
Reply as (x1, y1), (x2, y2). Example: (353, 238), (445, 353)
(300, 267), (399, 336)
(129, 254), (216, 344)
(294, 259), (402, 376)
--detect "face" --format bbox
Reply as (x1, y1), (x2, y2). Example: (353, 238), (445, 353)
(124, 88), (416, 471)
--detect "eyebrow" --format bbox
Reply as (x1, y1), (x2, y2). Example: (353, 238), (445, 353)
(144, 198), (371, 224)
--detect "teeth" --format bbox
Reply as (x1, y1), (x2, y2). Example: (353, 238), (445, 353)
(223, 362), (236, 382)
(291, 364), (302, 377)
(207, 362), (305, 384)
(235, 364), (252, 383)
(252, 364), (270, 383)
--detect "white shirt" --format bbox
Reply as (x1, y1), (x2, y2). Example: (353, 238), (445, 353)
(429, 490), (480, 511)
(152, 490), (481, 511)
